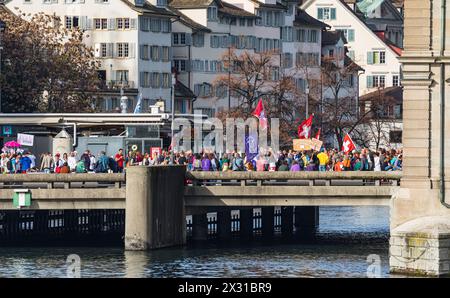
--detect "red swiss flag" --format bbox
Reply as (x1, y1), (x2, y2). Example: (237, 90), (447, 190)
(342, 134), (356, 154)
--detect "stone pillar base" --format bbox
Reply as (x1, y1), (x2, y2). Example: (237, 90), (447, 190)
(390, 216), (450, 276)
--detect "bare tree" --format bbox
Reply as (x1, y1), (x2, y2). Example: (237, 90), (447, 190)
(352, 87), (400, 149)
(318, 56), (367, 148)
(215, 49), (302, 147)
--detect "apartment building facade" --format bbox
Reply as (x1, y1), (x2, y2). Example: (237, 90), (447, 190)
(170, 0), (283, 117)
(301, 0), (401, 95)
(5, 0), (176, 112)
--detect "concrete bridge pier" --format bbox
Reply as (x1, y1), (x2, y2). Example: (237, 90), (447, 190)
(124, 166), (186, 250)
(191, 213), (208, 241)
(294, 206), (319, 241)
(239, 209), (254, 241)
(261, 207), (274, 240)
(217, 210), (232, 241)
(281, 207), (294, 239)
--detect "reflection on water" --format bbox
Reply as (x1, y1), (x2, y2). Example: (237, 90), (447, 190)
(0, 207), (399, 278)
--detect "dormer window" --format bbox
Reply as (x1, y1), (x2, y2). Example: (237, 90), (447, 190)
(157, 0), (167, 6)
(207, 6), (218, 21)
(134, 0), (144, 6)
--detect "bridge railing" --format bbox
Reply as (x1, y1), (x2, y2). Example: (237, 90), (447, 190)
(0, 173), (126, 189)
(185, 171), (402, 187)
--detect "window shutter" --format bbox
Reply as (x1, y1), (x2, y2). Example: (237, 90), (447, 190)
(140, 72), (144, 88)
(318, 8), (323, 20)
(79, 16), (88, 30)
(139, 45), (145, 59)
(129, 43), (135, 58)
(130, 18), (137, 29)
(185, 34), (192, 46)
(367, 52), (373, 64)
(331, 8), (336, 20)
(94, 43), (101, 58)
(348, 29), (355, 42)
(159, 46), (163, 62)
(367, 76), (373, 88)
(185, 60), (191, 72)
(108, 18), (115, 30)
(108, 43), (114, 58)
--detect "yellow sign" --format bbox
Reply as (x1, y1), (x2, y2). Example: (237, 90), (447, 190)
(293, 138), (323, 151)
(293, 139), (313, 151)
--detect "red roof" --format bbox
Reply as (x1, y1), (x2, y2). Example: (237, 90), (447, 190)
(375, 32), (402, 56)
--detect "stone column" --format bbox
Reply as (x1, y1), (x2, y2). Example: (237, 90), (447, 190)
(239, 208), (253, 241)
(390, 0), (450, 276)
(125, 166), (186, 250)
(294, 206), (319, 241)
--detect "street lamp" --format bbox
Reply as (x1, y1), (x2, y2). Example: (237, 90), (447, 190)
(0, 19), (6, 113)
(305, 82), (310, 119)
(170, 73), (176, 163)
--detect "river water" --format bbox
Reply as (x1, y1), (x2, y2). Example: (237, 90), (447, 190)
(0, 206), (405, 278)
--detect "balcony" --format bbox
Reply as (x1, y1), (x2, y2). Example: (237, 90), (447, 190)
(100, 80), (135, 90)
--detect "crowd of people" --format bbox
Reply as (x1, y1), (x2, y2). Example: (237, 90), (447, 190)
(0, 146), (402, 174)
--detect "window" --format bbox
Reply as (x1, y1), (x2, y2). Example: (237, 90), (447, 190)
(393, 75), (400, 86)
(157, 0), (167, 6)
(207, 6), (218, 21)
(161, 19), (171, 32)
(162, 73), (171, 88)
(140, 45), (149, 60)
(151, 72), (161, 88)
(116, 70), (129, 82)
(389, 131), (402, 143)
(101, 43), (107, 57)
(367, 51), (386, 64)
(150, 18), (161, 32)
(117, 43), (129, 58)
(174, 60), (187, 72)
(281, 27), (293, 42)
(295, 78), (306, 92)
(367, 75), (386, 88)
(65, 16), (79, 29)
(318, 7), (336, 20)
(328, 49), (334, 57)
(173, 33), (186, 45)
(340, 29), (355, 42)
(150, 46), (160, 61)
(270, 67), (280, 81)
(247, 19), (253, 27)
(282, 53), (293, 68)
(308, 30), (318, 43)
(161, 46), (170, 62)
(286, 4), (294, 16)
(348, 50), (355, 60)
(94, 18), (108, 30)
(192, 33), (205, 47)
(116, 18), (130, 30)
(140, 72), (151, 88)
(296, 29), (306, 42)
